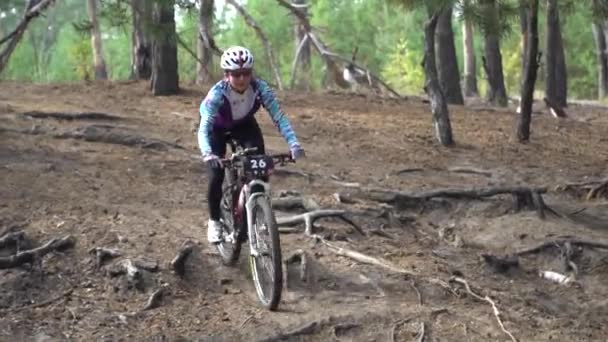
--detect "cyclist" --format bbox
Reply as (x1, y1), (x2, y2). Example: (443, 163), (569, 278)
(198, 46), (305, 244)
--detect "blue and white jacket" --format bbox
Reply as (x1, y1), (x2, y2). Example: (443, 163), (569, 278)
(198, 78), (300, 156)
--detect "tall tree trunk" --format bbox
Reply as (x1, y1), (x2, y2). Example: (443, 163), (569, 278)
(292, 0), (311, 90)
(436, 6), (464, 104)
(87, 0), (108, 80)
(423, 9), (454, 147)
(592, 21), (608, 99)
(150, 0), (179, 95)
(131, 0), (152, 80)
(545, 0), (567, 107)
(462, 16), (478, 96)
(196, 0), (213, 85)
(483, 33), (508, 107)
(516, 0), (539, 143)
(520, 4), (528, 86)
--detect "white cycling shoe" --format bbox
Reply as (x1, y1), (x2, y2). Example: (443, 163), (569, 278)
(207, 219), (223, 244)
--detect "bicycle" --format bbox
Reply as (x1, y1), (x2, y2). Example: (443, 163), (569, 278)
(215, 139), (294, 311)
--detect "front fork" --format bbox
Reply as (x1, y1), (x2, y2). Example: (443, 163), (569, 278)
(242, 179), (271, 258)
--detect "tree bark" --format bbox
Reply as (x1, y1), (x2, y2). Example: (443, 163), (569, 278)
(196, 0), (213, 85)
(483, 33), (508, 107)
(87, 0), (108, 80)
(436, 6), (464, 104)
(423, 10), (454, 146)
(545, 0), (567, 108)
(592, 21), (608, 99)
(516, 0), (540, 143)
(131, 0), (152, 80)
(292, 0), (311, 90)
(462, 15), (478, 96)
(150, 0), (179, 95)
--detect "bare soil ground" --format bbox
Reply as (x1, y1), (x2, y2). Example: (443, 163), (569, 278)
(1, 80), (608, 341)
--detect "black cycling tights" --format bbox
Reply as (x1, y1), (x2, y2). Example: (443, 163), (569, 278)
(207, 118), (265, 221)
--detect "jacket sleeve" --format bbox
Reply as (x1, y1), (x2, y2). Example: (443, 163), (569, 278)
(256, 79), (300, 147)
(198, 86), (224, 156)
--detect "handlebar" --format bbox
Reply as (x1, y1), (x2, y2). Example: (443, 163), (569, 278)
(220, 149), (294, 167)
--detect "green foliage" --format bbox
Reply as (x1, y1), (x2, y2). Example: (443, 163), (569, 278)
(0, 0), (605, 100)
(381, 38), (425, 94)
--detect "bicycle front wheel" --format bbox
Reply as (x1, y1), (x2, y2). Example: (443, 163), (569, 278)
(248, 196), (283, 311)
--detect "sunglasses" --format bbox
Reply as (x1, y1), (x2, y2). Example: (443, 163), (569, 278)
(230, 70), (252, 78)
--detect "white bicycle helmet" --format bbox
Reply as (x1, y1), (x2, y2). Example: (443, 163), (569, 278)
(220, 46), (254, 70)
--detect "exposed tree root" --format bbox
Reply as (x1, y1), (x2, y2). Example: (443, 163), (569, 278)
(284, 249), (308, 289)
(414, 322), (426, 342)
(0, 230), (25, 249)
(451, 277), (518, 342)
(22, 111), (122, 121)
(0, 235), (75, 269)
(142, 288), (165, 311)
(171, 240), (194, 278)
(54, 125), (183, 151)
(555, 178), (608, 200)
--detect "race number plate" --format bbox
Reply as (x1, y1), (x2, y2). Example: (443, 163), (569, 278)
(244, 155), (274, 176)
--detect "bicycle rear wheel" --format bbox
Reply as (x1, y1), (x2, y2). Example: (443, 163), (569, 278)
(248, 196), (283, 311)
(216, 184), (242, 266)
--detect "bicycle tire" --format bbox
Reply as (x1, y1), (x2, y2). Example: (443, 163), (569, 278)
(216, 184), (242, 266)
(248, 196), (283, 311)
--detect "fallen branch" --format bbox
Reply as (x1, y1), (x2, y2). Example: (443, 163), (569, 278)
(277, 209), (363, 235)
(554, 178), (608, 200)
(451, 277), (517, 342)
(516, 239), (608, 256)
(411, 280), (423, 305)
(171, 240), (194, 277)
(88, 247), (122, 269)
(226, 0), (283, 90)
(276, 0), (401, 97)
(22, 111), (122, 121)
(0, 235), (75, 269)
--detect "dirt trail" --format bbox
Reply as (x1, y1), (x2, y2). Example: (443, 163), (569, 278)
(1, 81), (608, 341)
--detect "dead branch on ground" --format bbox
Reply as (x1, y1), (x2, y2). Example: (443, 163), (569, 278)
(89, 247), (122, 269)
(226, 0), (283, 90)
(54, 125), (183, 151)
(171, 240), (194, 277)
(516, 238), (608, 256)
(277, 209), (363, 236)
(0, 235), (75, 269)
(451, 277), (517, 342)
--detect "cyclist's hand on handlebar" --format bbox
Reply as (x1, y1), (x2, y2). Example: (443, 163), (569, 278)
(289, 144), (305, 161)
(203, 153), (223, 169)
